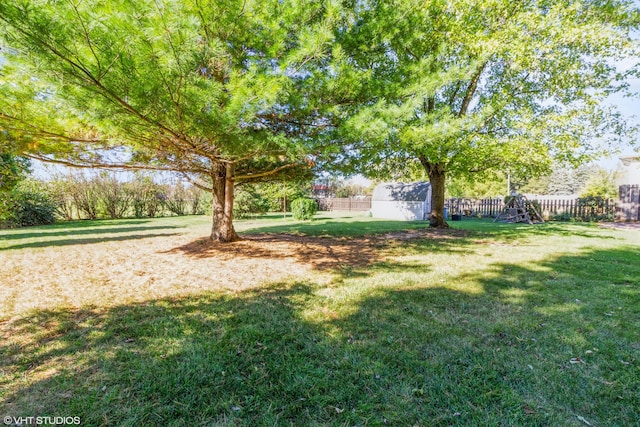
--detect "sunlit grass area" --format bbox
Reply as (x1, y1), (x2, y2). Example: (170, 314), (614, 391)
(1, 214), (639, 425)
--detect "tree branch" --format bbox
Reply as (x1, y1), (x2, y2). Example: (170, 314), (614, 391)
(0, 113), (104, 144)
(5, 20), (191, 147)
(459, 61), (488, 116)
(180, 171), (214, 192)
(24, 153), (176, 172)
(70, 1), (103, 79)
(235, 162), (300, 180)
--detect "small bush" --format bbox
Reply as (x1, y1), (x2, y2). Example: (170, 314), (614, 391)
(259, 182), (310, 212)
(69, 175), (99, 220)
(15, 191), (56, 226)
(550, 212), (573, 222)
(291, 198), (318, 220)
(46, 179), (75, 220)
(188, 186), (208, 215)
(0, 193), (17, 228)
(576, 196), (614, 222)
(0, 181), (56, 228)
(164, 183), (188, 216)
(96, 173), (132, 219)
(129, 177), (165, 218)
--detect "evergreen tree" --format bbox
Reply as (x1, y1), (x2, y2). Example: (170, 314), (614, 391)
(0, 0), (334, 241)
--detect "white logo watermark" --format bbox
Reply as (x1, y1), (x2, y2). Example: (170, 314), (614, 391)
(3, 416), (81, 426)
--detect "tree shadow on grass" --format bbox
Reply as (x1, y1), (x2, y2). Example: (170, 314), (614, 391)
(1, 247), (638, 426)
(453, 219), (620, 241)
(165, 233), (384, 271)
(165, 228), (473, 273)
(240, 218), (433, 238)
(166, 219), (620, 279)
(0, 231), (183, 251)
(0, 223), (175, 242)
(0, 218), (154, 234)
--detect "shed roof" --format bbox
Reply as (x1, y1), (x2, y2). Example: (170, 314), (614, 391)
(620, 155), (640, 166)
(372, 182), (431, 202)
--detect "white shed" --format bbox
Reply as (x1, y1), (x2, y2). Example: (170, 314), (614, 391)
(371, 182), (431, 221)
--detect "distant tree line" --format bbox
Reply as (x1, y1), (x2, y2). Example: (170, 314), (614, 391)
(446, 163), (619, 199)
(0, 172), (208, 228)
(1, 170), (315, 228)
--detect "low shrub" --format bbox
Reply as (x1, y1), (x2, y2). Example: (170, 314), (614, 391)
(291, 198), (318, 220)
(550, 212), (573, 222)
(163, 183), (188, 216)
(0, 181), (56, 228)
(15, 191), (56, 227)
(576, 196), (615, 222)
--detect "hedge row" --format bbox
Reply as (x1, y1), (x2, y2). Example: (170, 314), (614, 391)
(1, 175), (208, 228)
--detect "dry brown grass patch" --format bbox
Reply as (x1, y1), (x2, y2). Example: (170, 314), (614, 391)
(1, 223), (467, 319)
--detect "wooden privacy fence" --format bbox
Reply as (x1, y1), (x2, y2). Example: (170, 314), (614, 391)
(321, 190), (638, 222)
(537, 198), (616, 221)
(447, 198), (504, 218)
(448, 197), (617, 221)
(617, 185), (640, 222)
(317, 197), (372, 212)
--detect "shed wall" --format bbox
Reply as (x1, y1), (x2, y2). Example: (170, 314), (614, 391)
(618, 157), (640, 185)
(371, 201), (429, 220)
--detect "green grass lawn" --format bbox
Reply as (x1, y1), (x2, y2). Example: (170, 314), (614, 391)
(1, 213), (639, 426)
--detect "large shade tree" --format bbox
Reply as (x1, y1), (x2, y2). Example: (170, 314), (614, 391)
(330, 0), (640, 227)
(0, 0), (336, 241)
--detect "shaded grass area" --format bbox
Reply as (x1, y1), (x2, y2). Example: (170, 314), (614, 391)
(1, 211), (601, 250)
(0, 212), (428, 251)
(1, 231), (183, 251)
(0, 217), (188, 251)
(1, 215), (639, 425)
(241, 212), (432, 238)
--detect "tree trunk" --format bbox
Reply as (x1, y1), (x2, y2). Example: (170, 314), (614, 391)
(210, 162), (239, 242)
(421, 158), (449, 228)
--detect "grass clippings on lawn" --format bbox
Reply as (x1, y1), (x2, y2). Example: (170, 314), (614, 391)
(0, 215), (464, 318)
(1, 214), (639, 426)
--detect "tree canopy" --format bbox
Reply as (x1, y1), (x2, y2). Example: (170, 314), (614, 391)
(1, 0), (639, 233)
(0, 0), (335, 240)
(0, 153), (29, 192)
(329, 0), (640, 226)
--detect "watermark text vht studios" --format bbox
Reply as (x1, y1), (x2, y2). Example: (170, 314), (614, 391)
(3, 416), (81, 426)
